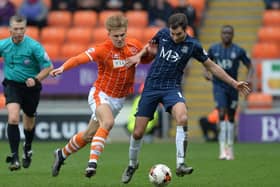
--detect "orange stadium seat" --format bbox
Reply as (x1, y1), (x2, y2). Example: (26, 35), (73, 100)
(10, 0), (23, 9)
(43, 0), (51, 8)
(143, 26), (161, 44)
(247, 92), (273, 109)
(126, 27), (144, 42)
(65, 27), (92, 45)
(257, 26), (280, 43)
(125, 11), (148, 28)
(263, 10), (280, 26)
(60, 43), (88, 59)
(167, 0), (179, 7)
(40, 27), (66, 45)
(73, 11), (98, 28)
(42, 43), (60, 60)
(47, 11), (72, 27)
(252, 43), (280, 59)
(0, 27), (10, 39)
(92, 27), (109, 43)
(25, 26), (40, 41)
(98, 10), (123, 27)
(186, 26), (194, 37)
(188, 0), (206, 24)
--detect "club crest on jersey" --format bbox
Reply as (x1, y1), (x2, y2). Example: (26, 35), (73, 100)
(129, 47), (138, 55)
(181, 46), (188, 54)
(230, 52), (236, 59)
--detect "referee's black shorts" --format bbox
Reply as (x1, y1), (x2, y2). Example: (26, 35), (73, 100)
(2, 79), (42, 117)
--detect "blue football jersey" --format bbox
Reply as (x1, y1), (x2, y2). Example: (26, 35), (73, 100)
(144, 28), (208, 89)
(208, 43), (251, 88)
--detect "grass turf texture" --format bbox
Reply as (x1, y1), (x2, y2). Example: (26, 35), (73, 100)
(0, 141), (278, 187)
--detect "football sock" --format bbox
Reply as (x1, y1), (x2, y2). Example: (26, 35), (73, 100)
(219, 121), (227, 154)
(62, 131), (87, 159)
(129, 135), (142, 167)
(176, 125), (187, 167)
(226, 121), (235, 146)
(24, 127), (35, 150)
(7, 124), (20, 156)
(89, 127), (109, 163)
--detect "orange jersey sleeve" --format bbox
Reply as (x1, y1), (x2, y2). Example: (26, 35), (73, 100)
(62, 53), (91, 71)
(86, 38), (143, 98)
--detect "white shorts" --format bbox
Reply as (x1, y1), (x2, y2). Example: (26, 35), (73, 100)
(88, 87), (126, 121)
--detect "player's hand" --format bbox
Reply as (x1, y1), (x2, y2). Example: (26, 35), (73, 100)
(147, 40), (158, 55)
(50, 67), (64, 77)
(236, 81), (251, 96)
(125, 55), (141, 68)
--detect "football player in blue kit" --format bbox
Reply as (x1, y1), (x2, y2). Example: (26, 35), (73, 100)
(206, 25), (254, 160)
(121, 13), (251, 183)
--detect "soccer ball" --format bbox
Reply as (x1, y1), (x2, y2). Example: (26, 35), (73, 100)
(148, 164), (172, 187)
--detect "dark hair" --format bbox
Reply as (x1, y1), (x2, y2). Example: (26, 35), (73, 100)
(221, 25), (234, 33)
(167, 13), (188, 30)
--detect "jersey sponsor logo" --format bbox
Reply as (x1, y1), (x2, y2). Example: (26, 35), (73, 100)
(113, 59), (126, 68)
(24, 59), (31, 65)
(113, 53), (120, 59)
(217, 59), (233, 69)
(159, 46), (180, 62)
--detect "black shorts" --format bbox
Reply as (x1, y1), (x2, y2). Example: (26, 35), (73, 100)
(2, 79), (42, 117)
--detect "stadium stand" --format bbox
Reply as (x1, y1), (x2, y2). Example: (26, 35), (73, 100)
(73, 10), (98, 28)
(247, 92), (273, 109)
(0, 27), (10, 39)
(26, 26), (40, 41)
(262, 10), (280, 26)
(47, 10), (72, 28)
(65, 27), (92, 45)
(60, 42), (88, 59)
(40, 26), (66, 45)
(42, 42), (60, 60)
(98, 10), (123, 27)
(252, 42), (280, 59)
(125, 10), (149, 28)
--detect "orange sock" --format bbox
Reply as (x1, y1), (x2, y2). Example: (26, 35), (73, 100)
(89, 127), (109, 163)
(62, 131), (87, 158)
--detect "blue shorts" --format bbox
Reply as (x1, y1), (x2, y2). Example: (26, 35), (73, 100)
(136, 88), (185, 119)
(213, 84), (238, 109)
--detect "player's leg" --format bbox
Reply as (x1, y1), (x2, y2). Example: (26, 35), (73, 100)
(213, 86), (228, 159)
(171, 102), (193, 176)
(226, 108), (237, 160)
(6, 103), (21, 171)
(4, 82), (22, 171)
(21, 86), (41, 169)
(122, 89), (158, 183)
(52, 119), (97, 176)
(85, 104), (114, 178)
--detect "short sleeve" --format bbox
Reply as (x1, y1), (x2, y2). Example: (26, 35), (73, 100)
(192, 41), (209, 62)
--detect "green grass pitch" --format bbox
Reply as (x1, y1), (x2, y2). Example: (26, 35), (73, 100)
(0, 141), (279, 187)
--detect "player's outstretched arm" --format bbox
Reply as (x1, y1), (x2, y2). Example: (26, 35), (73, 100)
(203, 58), (251, 96)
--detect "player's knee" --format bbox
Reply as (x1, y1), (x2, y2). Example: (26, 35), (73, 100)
(102, 119), (114, 131)
(8, 116), (19, 124)
(176, 114), (187, 124)
(133, 130), (144, 140)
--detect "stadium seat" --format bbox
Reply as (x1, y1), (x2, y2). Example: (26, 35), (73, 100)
(26, 26), (40, 41)
(126, 27), (144, 42)
(73, 11), (98, 28)
(98, 10), (123, 27)
(42, 43), (60, 60)
(143, 26), (161, 44)
(60, 43), (88, 59)
(10, 0), (23, 9)
(65, 27), (92, 45)
(257, 26), (280, 43)
(167, 0), (179, 7)
(247, 92), (273, 109)
(186, 26), (194, 37)
(262, 10), (280, 26)
(40, 27), (66, 45)
(0, 27), (10, 39)
(43, 0), (51, 8)
(92, 27), (109, 43)
(47, 11), (72, 28)
(125, 11), (148, 28)
(251, 43), (280, 59)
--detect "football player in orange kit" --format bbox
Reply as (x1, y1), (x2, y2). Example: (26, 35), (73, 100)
(49, 14), (152, 178)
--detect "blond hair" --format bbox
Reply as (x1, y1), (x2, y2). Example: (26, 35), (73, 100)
(105, 14), (128, 32)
